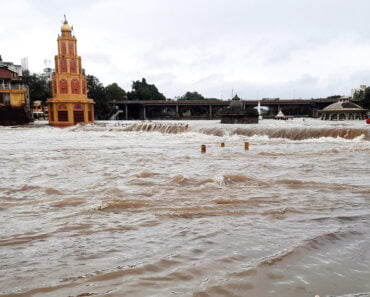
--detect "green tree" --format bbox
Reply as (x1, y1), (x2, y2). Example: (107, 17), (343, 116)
(326, 95), (341, 99)
(179, 91), (205, 100)
(353, 88), (370, 110)
(105, 83), (127, 101)
(87, 75), (112, 120)
(22, 70), (52, 102)
(363, 87), (370, 110)
(353, 90), (364, 101)
(127, 78), (166, 101)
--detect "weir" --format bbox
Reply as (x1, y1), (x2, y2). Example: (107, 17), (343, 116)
(122, 122), (189, 134)
(199, 126), (369, 140)
(91, 121), (369, 140)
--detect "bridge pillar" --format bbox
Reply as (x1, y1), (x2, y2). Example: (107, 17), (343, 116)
(143, 105), (147, 120)
(209, 105), (213, 120)
(176, 104), (180, 119)
(125, 104), (128, 120)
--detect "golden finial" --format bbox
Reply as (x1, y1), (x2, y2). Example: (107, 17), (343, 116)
(61, 15), (72, 32)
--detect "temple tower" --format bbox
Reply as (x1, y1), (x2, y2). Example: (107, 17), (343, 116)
(47, 17), (94, 126)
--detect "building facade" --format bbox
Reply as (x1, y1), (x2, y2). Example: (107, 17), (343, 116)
(47, 17), (94, 127)
(0, 58), (29, 107)
(0, 56), (32, 125)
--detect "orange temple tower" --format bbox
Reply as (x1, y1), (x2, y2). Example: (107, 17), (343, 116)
(47, 17), (94, 126)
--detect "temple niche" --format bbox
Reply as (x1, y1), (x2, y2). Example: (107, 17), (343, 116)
(46, 16), (95, 127)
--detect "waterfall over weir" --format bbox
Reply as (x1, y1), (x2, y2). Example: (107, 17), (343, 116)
(103, 120), (369, 140)
(199, 126), (369, 140)
(122, 122), (189, 134)
(68, 119), (370, 140)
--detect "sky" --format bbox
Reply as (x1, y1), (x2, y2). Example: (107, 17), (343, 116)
(2, 0), (370, 99)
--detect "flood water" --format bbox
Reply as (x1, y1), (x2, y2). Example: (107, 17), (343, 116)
(1, 119), (369, 297)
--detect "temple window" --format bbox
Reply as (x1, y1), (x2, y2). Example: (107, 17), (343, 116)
(60, 79), (68, 94)
(73, 104), (84, 123)
(57, 105), (68, 121)
(61, 42), (66, 55)
(61, 59), (67, 72)
(68, 42), (74, 55)
(58, 111), (68, 122)
(70, 59), (77, 73)
(71, 79), (80, 94)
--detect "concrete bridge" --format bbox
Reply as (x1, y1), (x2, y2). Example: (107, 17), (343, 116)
(109, 98), (351, 120)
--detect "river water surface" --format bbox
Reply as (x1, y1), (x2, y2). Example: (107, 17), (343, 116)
(0, 119), (369, 297)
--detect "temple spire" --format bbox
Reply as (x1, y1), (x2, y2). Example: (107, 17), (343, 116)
(47, 17), (95, 127)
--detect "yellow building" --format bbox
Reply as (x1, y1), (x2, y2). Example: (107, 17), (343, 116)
(0, 57), (32, 125)
(47, 17), (94, 127)
(0, 60), (28, 107)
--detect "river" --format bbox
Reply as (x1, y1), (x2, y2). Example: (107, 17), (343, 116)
(0, 119), (369, 297)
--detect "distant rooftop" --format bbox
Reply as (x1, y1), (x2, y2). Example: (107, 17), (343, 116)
(0, 58), (23, 77)
(323, 99), (366, 111)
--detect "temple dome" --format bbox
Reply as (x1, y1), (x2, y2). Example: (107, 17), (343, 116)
(323, 100), (363, 111)
(232, 94), (241, 101)
(319, 99), (367, 120)
(61, 20), (72, 32)
(229, 94), (243, 109)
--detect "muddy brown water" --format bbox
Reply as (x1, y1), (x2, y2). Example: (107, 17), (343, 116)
(1, 119), (369, 297)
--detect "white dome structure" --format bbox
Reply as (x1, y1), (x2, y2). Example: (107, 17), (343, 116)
(319, 99), (367, 120)
(275, 110), (285, 119)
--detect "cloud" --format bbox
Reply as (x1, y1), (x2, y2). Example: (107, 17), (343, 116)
(2, 0), (370, 98)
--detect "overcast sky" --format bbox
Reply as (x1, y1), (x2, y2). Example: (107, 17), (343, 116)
(2, 0), (370, 99)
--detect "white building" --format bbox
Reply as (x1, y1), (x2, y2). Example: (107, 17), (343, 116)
(21, 57), (29, 72)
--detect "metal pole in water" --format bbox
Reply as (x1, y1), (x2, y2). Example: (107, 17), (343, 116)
(201, 145), (206, 153)
(244, 142), (249, 150)
(221, 143), (225, 147)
